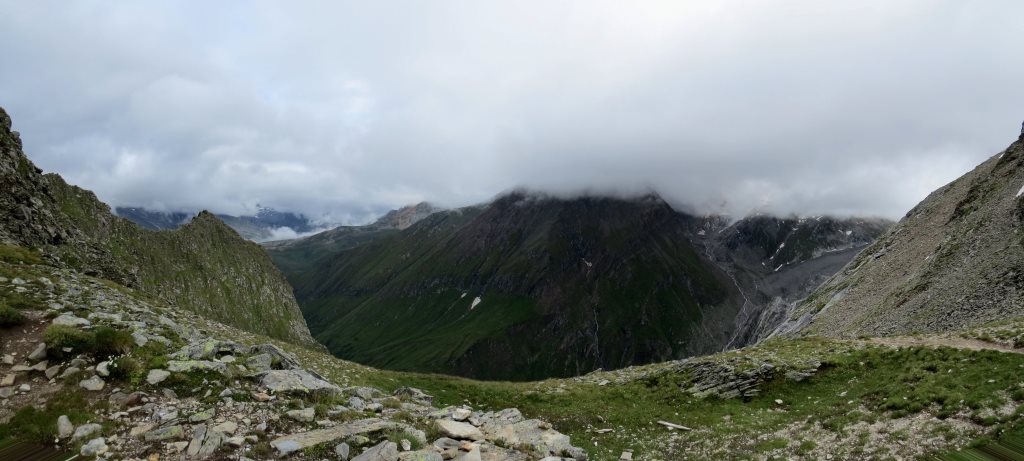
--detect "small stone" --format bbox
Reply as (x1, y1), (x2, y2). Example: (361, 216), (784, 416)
(286, 407), (315, 422)
(335, 442), (351, 460)
(0, 387), (14, 398)
(212, 421), (238, 434)
(130, 422), (158, 438)
(226, 436), (245, 448)
(28, 343), (46, 361)
(79, 376), (105, 391)
(146, 369), (170, 385)
(774, 399), (784, 405)
(252, 391), (272, 402)
(401, 439), (412, 451)
(189, 409), (215, 423)
(168, 441), (189, 453)
(0, 374), (14, 387)
(60, 366), (81, 378)
(1, 355), (13, 365)
(30, 361), (48, 372)
(144, 425), (184, 442)
(57, 415), (74, 438)
(95, 361), (110, 377)
(452, 408), (472, 421)
(80, 437), (108, 457)
(73, 423), (103, 440)
(18, 383), (30, 392)
(45, 364), (61, 379)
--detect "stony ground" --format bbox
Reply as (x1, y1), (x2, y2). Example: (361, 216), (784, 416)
(0, 259), (588, 461)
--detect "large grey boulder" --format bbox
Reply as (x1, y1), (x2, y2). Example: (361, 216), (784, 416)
(255, 369), (342, 396)
(53, 314), (90, 327)
(352, 441), (399, 461)
(249, 343), (301, 369)
(434, 420), (483, 441)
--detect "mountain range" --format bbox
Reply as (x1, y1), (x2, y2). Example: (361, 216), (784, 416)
(114, 206), (330, 242)
(270, 191), (891, 380)
(3, 104), (1024, 460)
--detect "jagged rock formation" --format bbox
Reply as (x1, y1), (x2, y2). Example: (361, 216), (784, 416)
(696, 215), (892, 344)
(0, 106), (315, 346)
(789, 137), (1024, 337)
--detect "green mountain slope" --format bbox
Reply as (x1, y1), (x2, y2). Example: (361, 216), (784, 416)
(789, 136), (1024, 337)
(0, 106), (316, 346)
(292, 192), (745, 380)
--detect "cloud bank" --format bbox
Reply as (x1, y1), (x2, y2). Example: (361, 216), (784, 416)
(1, 1), (1022, 221)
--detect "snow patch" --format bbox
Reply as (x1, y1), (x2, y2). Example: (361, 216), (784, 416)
(460, 293), (467, 299)
(1017, 184), (1024, 198)
(470, 297), (482, 309)
(845, 230), (853, 236)
(697, 229), (706, 236)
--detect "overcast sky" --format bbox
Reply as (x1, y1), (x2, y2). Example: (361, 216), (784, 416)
(1, 1), (1022, 223)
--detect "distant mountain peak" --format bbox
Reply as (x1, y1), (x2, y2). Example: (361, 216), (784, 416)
(372, 201), (444, 230)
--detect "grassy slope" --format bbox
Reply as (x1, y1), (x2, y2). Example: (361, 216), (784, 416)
(43, 178), (315, 346)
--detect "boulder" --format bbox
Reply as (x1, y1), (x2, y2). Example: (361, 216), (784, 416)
(73, 423), (102, 440)
(435, 420), (484, 441)
(28, 343), (46, 361)
(255, 369), (342, 396)
(270, 418), (396, 455)
(80, 438), (108, 457)
(53, 314), (90, 327)
(352, 441), (399, 461)
(146, 369), (171, 384)
(57, 415), (74, 439)
(286, 407), (315, 422)
(144, 425), (184, 442)
(167, 360), (230, 375)
(79, 376), (105, 391)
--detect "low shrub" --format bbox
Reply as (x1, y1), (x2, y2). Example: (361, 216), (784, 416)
(43, 325), (95, 358)
(0, 303), (26, 327)
(93, 326), (134, 359)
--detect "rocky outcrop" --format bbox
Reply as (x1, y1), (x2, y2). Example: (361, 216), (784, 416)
(792, 137), (1024, 337)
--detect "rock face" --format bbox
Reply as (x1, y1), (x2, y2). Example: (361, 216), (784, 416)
(790, 137), (1024, 337)
(0, 106), (316, 346)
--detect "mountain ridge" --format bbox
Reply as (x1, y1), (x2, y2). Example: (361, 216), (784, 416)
(0, 106), (316, 346)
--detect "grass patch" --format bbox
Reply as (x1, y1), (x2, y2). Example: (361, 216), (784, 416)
(0, 245), (43, 265)
(0, 303), (26, 326)
(44, 325), (135, 360)
(0, 390), (95, 443)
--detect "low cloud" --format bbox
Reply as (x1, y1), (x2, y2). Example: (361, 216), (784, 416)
(1, 1), (1022, 220)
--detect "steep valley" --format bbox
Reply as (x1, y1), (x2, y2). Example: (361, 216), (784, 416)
(275, 192), (890, 380)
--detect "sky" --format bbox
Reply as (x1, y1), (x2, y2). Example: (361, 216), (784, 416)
(1, 1), (1022, 224)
